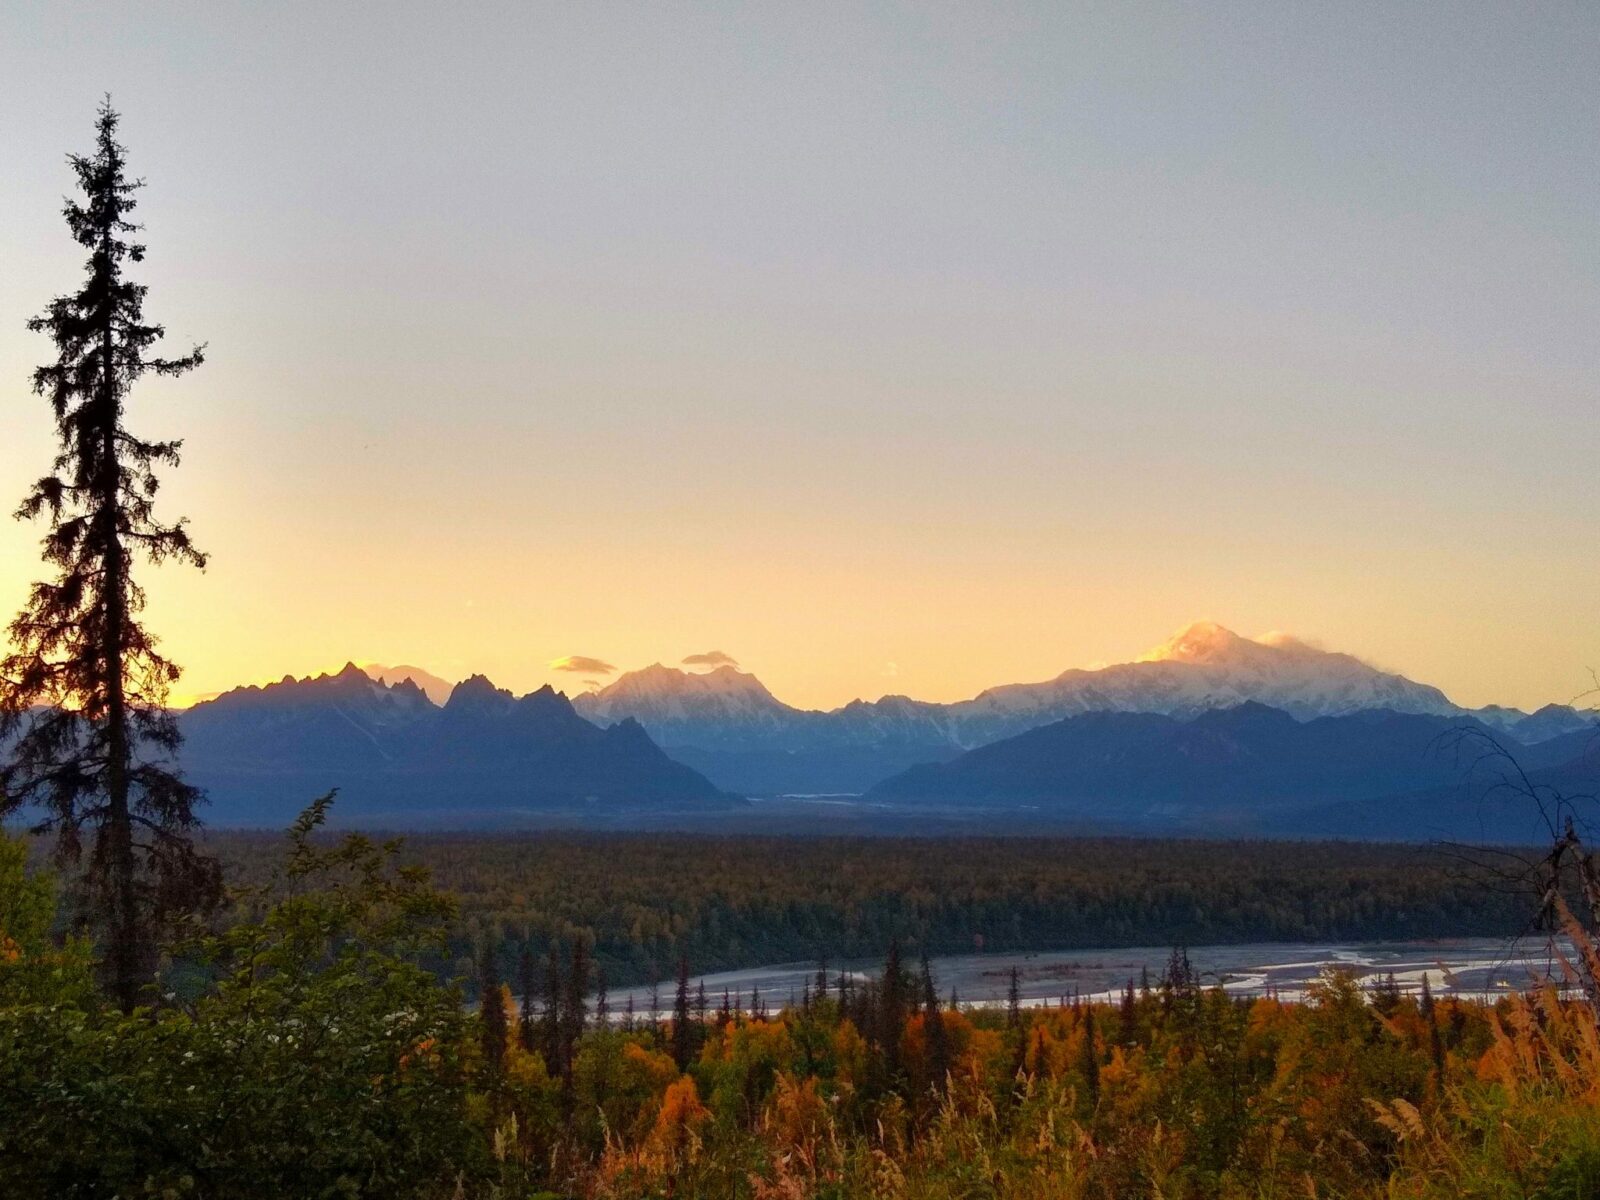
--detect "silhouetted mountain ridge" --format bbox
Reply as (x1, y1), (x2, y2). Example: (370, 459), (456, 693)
(173, 625), (1598, 824)
(866, 701), (1599, 842)
(177, 666), (735, 826)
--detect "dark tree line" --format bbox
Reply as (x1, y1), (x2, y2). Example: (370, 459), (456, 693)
(207, 830), (1563, 993)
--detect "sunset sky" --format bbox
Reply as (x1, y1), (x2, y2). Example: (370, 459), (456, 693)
(2, 4), (1596, 713)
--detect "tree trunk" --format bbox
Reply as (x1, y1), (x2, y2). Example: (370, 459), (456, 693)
(99, 314), (141, 1013)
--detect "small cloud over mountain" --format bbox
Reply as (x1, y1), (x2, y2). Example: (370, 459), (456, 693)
(1256, 631), (1324, 652)
(683, 650), (739, 670)
(550, 655), (617, 676)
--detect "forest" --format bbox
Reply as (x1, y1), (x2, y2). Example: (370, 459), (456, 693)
(6, 803), (1600, 1199)
(210, 830), (1551, 991)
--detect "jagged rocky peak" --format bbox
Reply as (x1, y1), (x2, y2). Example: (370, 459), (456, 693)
(517, 683), (579, 716)
(201, 661), (397, 708)
(443, 673), (515, 714)
(388, 676), (429, 701)
(360, 662), (456, 705)
(277, 661), (373, 691)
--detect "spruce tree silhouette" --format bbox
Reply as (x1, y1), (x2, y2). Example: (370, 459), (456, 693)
(0, 101), (219, 1012)
(478, 940), (509, 1121)
(879, 938), (906, 1083)
(920, 952), (950, 1097)
(671, 955), (693, 1069)
(517, 943), (538, 1051)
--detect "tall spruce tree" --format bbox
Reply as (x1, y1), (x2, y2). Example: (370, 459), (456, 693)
(541, 949), (563, 1072)
(670, 955), (693, 1069)
(517, 943), (537, 1052)
(1421, 973), (1446, 1079)
(561, 937), (589, 1086)
(478, 941), (508, 1090)
(920, 952), (950, 1096)
(880, 938), (907, 1082)
(1117, 978), (1138, 1046)
(1078, 1003), (1100, 1111)
(1, 101), (219, 1012)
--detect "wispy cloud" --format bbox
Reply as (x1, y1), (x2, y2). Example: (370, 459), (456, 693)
(682, 650), (739, 670)
(550, 655), (617, 675)
(1255, 631), (1324, 652)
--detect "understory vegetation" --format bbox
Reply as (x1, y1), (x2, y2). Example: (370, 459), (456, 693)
(6, 807), (1600, 1199)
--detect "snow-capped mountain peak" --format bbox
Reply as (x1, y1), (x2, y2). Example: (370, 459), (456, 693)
(586, 662), (779, 704)
(188, 623), (1590, 798)
(1134, 622), (1339, 670)
(939, 621), (1473, 761)
(572, 662), (791, 740)
(1136, 620), (1252, 665)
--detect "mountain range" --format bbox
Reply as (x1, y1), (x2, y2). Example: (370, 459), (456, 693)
(153, 621), (1595, 837)
(866, 701), (1600, 843)
(177, 664), (734, 826)
(571, 622), (1594, 795)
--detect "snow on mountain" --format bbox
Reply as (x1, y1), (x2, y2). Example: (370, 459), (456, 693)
(572, 664), (797, 745)
(188, 624), (1586, 802)
(361, 662), (455, 706)
(822, 695), (963, 749)
(947, 621), (1462, 744)
(564, 621), (1565, 795)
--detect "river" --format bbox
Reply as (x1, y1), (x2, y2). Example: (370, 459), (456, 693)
(603, 936), (1584, 1017)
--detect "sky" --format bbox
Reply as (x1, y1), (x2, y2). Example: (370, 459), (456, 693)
(1, 3), (1596, 713)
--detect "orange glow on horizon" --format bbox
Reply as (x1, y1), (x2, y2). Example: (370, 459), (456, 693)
(1, 6), (1594, 721)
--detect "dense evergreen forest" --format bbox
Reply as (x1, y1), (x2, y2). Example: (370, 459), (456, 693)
(209, 831), (1544, 990)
